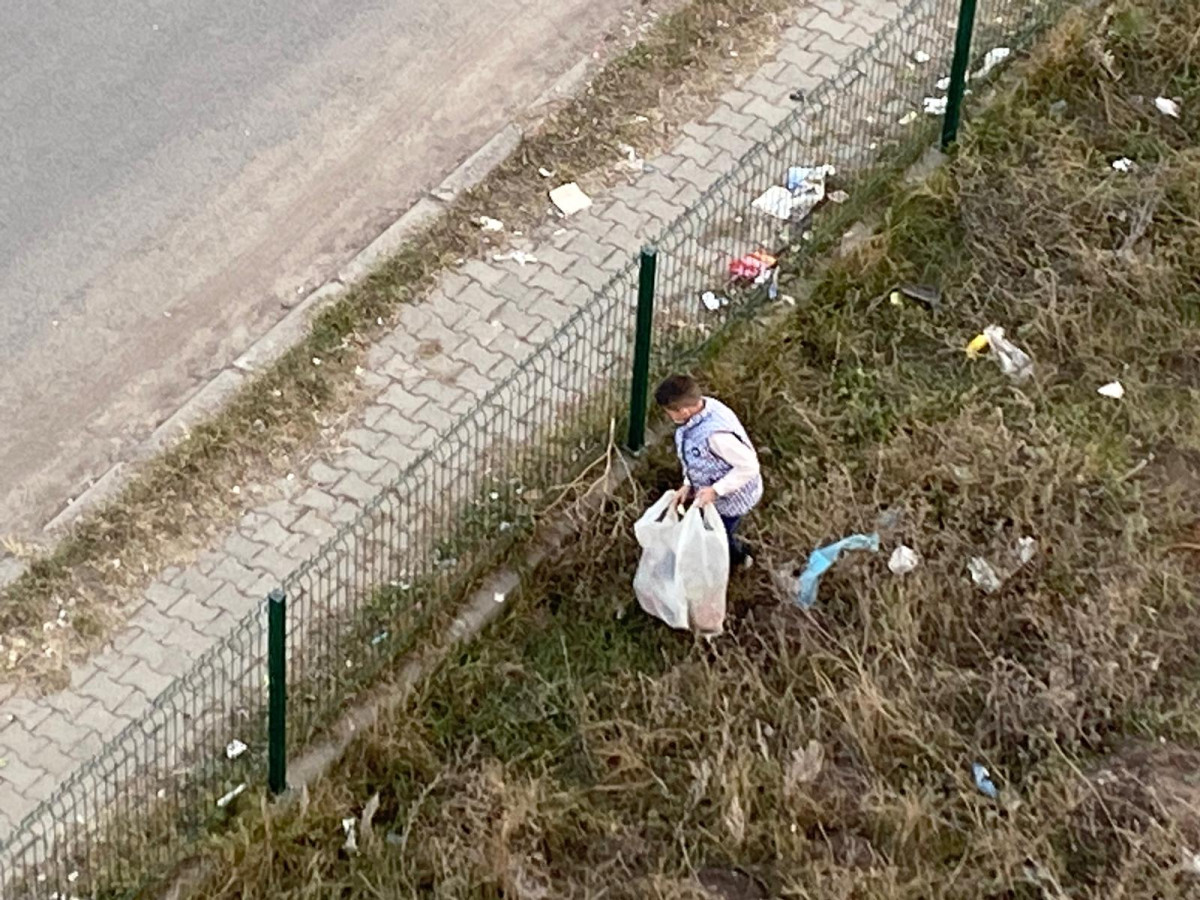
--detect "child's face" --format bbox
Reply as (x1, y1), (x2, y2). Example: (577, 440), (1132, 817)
(664, 400), (703, 424)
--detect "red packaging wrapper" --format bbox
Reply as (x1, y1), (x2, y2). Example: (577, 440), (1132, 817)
(728, 251), (778, 281)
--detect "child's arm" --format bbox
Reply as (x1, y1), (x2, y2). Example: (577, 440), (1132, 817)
(708, 433), (760, 497)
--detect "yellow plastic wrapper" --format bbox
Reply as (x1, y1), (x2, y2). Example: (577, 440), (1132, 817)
(965, 333), (990, 358)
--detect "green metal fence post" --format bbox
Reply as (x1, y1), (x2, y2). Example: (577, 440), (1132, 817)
(267, 589), (287, 795)
(941, 0), (978, 149)
(626, 245), (658, 453)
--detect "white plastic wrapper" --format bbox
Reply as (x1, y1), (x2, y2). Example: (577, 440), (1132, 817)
(888, 545), (920, 575)
(982, 325), (1033, 382)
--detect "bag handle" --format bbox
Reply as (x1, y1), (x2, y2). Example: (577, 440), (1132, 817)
(647, 490), (683, 524)
(698, 504), (722, 531)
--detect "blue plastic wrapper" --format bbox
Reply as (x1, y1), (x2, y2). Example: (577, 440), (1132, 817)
(795, 532), (880, 608)
(972, 763), (999, 799)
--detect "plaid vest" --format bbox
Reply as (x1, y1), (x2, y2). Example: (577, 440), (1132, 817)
(675, 397), (763, 518)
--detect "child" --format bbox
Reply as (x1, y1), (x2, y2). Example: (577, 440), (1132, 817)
(654, 374), (762, 568)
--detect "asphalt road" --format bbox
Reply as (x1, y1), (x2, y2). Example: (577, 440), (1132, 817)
(0, 0), (632, 539)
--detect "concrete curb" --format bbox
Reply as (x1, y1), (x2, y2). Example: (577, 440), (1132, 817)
(233, 282), (349, 374)
(526, 58), (592, 117)
(429, 123), (522, 205)
(335, 199), (444, 286)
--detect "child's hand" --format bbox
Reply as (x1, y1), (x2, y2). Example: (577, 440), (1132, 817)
(694, 487), (718, 508)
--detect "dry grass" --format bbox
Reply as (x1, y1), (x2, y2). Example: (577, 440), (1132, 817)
(0, 0), (805, 689)
(168, 1), (1200, 897)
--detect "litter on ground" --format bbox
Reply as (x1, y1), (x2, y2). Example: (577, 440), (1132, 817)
(968, 325), (1033, 382)
(889, 282), (942, 311)
(767, 269), (780, 300)
(476, 215), (504, 232)
(796, 532), (880, 608)
(974, 46), (1012, 80)
(1154, 96), (1181, 119)
(752, 185), (797, 220)
(972, 763), (999, 798)
(924, 96), (949, 115)
(701, 291), (729, 311)
(965, 333), (990, 357)
(342, 817), (358, 854)
(930, 47), (1010, 95)
(913, 49), (932, 64)
(785, 164), (834, 218)
(1015, 536), (1038, 565)
(1183, 851), (1200, 876)
(216, 783), (247, 808)
(1098, 380), (1126, 399)
(968, 557), (1002, 593)
(787, 163), (835, 192)
(537, 166), (554, 178)
(1111, 157), (1136, 172)
(898, 110), (918, 125)
(985, 326), (1034, 381)
(888, 545), (920, 575)
(617, 143), (645, 172)
(549, 182), (592, 216)
(225, 739), (248, 760)
(492, 250), (538, 266)
(786, 740), (825, 787)
(728, 252), (777, 282)
(827, 189), (850, 204)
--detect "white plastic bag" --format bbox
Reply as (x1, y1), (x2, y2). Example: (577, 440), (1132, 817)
(676, 504), (730, 634)
(982, 325), (1033, 382)
(633, 492), (688, 630)
(633, 493), (730, 634)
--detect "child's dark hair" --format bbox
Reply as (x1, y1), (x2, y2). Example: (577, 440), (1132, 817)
(654, 374), (702, 409)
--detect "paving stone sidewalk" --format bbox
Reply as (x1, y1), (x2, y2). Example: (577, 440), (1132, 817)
(0, 0), (918, 841)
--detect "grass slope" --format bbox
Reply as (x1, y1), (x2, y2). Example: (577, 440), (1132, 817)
(191, 2), (1200, 897)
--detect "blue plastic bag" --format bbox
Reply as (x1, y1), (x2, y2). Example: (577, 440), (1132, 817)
(795, 532), (880, 608)
(972, 763), (999, 799)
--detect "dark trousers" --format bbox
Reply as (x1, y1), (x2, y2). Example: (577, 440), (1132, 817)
(719, 514), (750, 567)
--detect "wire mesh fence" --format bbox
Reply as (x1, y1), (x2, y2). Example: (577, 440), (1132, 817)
(0, 0), (1069, 895)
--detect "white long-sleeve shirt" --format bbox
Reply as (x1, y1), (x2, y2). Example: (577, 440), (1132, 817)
(684, 431), (761, 497)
